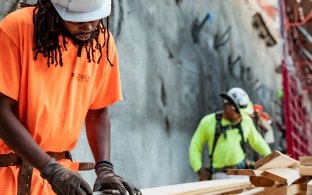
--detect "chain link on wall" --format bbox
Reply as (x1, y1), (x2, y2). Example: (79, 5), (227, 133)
(281, 0), (312, 159)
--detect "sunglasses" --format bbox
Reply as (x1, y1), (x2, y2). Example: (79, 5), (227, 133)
(224, 100), (237, 110)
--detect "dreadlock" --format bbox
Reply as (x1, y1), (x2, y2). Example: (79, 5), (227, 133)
(21, 0), (113, 67)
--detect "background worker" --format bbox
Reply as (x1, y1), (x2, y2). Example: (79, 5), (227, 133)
(189, 88), (271, 180)
(0, 0), (140, 194)
(251, 104), (275, 144)
(241, 102), (275, 144)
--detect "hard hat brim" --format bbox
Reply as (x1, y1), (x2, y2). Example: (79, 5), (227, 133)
(51, 0), (111, 22)
(220, 93), (240, 113)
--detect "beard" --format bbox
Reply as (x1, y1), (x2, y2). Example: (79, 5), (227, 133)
(59, 25), (100, 57)
(61, 27), (97, 45)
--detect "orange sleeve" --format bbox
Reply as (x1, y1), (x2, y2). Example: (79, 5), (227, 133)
(90, 34), (123, 109)
(0, 26), (21, 101)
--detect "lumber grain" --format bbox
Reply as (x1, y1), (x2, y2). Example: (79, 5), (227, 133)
(260, 168), (301, 186)
(299, 156), (312, 166)
(255, 150), (299, 170)
(299, 165), (312, 176)
(259, 184), (304, 195)
(227, 169), (262, 176)
(249, 176), (275, 187)
(140, 179), (251, 195)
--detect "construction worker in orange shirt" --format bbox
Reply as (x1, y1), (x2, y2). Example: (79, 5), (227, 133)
(0, 0), (140, 194)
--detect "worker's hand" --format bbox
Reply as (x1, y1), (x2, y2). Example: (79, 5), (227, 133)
(245, 159), (255, 169)
(40, 158), (93, 195)
(197, 167), (209, 181)
(93, 161), (141, 195)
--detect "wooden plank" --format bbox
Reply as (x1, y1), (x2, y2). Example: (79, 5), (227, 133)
(307, 179), (312, 195)
(174, 179), (251, 195)
(260, 168), (301, 186)
(292, 176), (311, 185)
(223, 187), (259, 195)
(259, 184), (304, 195)
(255, 150), (299, 170)
(299, 156), (312, 166)
(299, 165), (312, 176)
(249, 176), (275, 187)
(236, 184), (305, 195)
(255, 150), (281, 169)
(140, 179), (251, 195)
(237, 187), (265, 195)
(227, 169), (263, 176)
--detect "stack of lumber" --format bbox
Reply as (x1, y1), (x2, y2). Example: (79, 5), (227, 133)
(227, 150), (311, 194)
(141, 150), (312, 194)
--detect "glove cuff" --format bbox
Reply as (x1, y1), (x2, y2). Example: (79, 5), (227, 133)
(40, 158), (57, 179)
(95, 161), (114, 176)
(95, 160), (113, 169)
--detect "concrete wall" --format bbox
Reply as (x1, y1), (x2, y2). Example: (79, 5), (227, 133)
(1, 0), (283, 189)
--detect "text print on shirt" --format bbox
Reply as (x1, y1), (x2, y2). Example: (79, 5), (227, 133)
(71, 72), (92, 83)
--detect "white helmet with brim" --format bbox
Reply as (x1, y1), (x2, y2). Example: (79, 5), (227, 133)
(220, 87), (250, 113)
(50, 0), (111, 22)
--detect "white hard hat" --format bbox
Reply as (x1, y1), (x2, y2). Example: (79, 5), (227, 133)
(50, 0), (111, 22)
(220, 87), (250, 112)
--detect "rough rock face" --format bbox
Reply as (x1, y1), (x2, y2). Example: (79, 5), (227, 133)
(1, 0), (282, 189)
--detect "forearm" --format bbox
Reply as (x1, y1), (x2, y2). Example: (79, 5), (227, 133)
(253, 141), (271, 156)
(189, 150), (202, 173)
(86, 107), (111, 162)
(0, 96), (50, 170)
(189, 140), (203, 172)
(249, 132), (271, 156)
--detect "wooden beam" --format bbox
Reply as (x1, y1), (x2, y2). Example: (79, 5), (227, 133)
(299, 156), (312, 166)
(140, 179), (251, 195)
(235, 184), (305, 195)
(227, 169), (263, 176)
(307, 180), (312, 195)
(237, 187), (265, 195)
(299, 165), (312, 176)
(260, 168), (301, 186)
(255, 150), (281, 169)
(293, 176), (311, 185)
(249, 176), (275, 187)
(255, 150), (299, 170)
(260, 184), (303, 195)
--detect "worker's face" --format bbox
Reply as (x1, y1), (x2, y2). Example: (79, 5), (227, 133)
(224, 102), (241, 122)
(62, 20), (100, 41)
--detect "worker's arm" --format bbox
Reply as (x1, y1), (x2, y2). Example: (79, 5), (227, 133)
(0, 93), (51, 170)
(244, 115), (271, 156)
(189, 116), (210, 173)
(86, 107), (141, 194)
(85, 107), (111, 162)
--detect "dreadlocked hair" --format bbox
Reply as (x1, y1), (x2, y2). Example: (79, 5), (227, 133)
(21, 0), (113, 67)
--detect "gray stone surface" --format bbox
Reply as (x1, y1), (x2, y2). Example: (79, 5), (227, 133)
(0, 0), (18, 20)
(1, 0), (283, 189)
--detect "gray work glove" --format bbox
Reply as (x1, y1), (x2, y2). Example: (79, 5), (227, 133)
(40, 158), (93, 195)
(93, 161), (141, 195)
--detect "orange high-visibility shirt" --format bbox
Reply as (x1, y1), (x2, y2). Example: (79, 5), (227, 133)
(0, 7), (122, 194)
